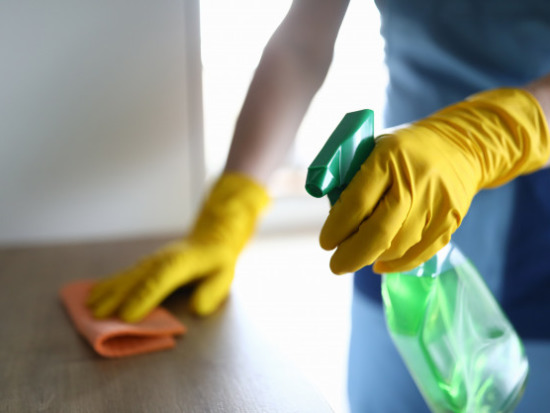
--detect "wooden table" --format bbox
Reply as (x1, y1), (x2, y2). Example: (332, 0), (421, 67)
(0, 237), (334, 413)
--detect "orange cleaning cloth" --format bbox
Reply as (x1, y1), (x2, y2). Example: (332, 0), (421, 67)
(60, 280), (186, 358)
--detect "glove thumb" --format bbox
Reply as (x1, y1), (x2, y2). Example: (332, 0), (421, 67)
(189, 266), (235, 316)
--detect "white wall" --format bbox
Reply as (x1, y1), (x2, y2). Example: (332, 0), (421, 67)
(0, 1), (204, 245)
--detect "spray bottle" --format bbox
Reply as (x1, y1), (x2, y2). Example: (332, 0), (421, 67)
(305, 109), (529, 413)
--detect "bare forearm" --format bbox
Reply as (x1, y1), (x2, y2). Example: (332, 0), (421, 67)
(524, 72), (550, 168)
(224, 37), (328, 184)
(224, 0), (350, 185)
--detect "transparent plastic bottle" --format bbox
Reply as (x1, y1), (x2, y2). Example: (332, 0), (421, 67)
(382, 243), (528, 413)
(306, 110), (529, 412)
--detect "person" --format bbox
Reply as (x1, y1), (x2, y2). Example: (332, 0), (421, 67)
(87, 1), (550, 411)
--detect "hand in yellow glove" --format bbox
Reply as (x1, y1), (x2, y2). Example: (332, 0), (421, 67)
(320, 88), (550, 275)
(87, 173), (270, 322)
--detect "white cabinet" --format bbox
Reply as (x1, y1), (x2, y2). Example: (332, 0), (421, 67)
(0, 1), (204, 244)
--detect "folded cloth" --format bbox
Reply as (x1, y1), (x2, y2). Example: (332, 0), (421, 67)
(60, 280), (186, 358)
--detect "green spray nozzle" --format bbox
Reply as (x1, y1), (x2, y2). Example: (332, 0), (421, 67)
(305, 109), (375, 205)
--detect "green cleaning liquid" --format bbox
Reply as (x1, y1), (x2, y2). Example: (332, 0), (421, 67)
(305, 110), (529, 413)
(382, 244), (528, 413)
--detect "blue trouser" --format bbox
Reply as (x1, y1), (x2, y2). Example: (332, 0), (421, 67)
(347, 288), (550, 413)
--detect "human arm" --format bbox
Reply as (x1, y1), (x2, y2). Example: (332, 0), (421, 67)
(87, 0), (351, 321)
(225, 0), (350, 183)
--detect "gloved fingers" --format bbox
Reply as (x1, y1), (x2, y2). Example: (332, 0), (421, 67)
(90, 285), (133, 319)
(319, 150), (392, 251)
(375, 204), (429, 262)
(88, 259), (159, 319)
(86, 280), (116, 309)
(87, 251), (161, 306)
(328, 189), (410, 274)
(117, 270), (181, 323)
(373, 217), (457, 273)
(117, 248), (220, 322)
(189, 266), (235, 317)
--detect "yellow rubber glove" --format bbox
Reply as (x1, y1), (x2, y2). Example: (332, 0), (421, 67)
(319, 88), (550, 275)
(87, 173), (270, 322)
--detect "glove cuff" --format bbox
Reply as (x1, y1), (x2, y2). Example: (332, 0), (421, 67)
(190, 172), (271, 253)
(465, 88), (550, 187)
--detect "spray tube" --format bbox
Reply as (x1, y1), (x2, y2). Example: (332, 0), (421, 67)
(305, 110), (528, 413)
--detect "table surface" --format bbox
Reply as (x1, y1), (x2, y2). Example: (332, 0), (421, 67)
(0, 236), (334, 413)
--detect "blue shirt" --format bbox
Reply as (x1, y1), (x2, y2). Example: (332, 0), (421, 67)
(355, 0), (550, 339)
